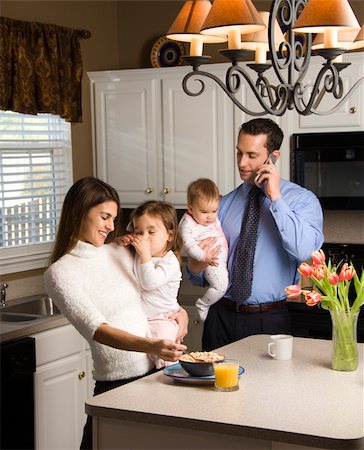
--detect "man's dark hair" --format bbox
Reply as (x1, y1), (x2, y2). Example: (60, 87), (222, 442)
(239, 118), (284, 152)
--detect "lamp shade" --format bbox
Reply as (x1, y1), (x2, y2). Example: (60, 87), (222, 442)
(312, 29), (358, 50)
(241, 11), (285, 50)
(293, 0), (360, 33)
(167, 0), (226, 43)
(352, 23), (364, 50)
(200, 0), (265, 36)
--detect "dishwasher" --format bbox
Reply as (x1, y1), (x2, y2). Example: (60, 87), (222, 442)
(1, 336), (36, 449)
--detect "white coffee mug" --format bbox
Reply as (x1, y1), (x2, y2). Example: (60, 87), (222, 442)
(268, 334), (293, 360)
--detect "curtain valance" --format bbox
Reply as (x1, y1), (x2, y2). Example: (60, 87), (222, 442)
(0, 16), (86, 122)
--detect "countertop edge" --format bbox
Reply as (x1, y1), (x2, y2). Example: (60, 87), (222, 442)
(85, 405), (364, 450)
(0, 315), (69, 342)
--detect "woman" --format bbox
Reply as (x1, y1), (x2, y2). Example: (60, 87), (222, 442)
(44, 177), (187, 449)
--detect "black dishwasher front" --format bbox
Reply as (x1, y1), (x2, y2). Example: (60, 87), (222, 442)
(1, 336), (36, 449)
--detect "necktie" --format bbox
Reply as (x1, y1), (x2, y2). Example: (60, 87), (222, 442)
(231, 185), (261, 304)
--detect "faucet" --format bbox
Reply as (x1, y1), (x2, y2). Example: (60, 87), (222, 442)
(1, 283), (8, 307)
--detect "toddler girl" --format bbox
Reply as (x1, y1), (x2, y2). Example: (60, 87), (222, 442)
(179, 178), (229, 321)
(120, 200), (183, 368)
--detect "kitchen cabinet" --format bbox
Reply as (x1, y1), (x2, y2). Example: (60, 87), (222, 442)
(182, 305), (203, 351)
(89, 53), (363, 208)
(31, 324), (93, 450)
(88, 66), (235, 208)
(295, 53), (364, 131)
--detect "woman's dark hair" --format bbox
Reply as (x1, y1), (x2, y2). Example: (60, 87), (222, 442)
(49, 177), (121, 264)
(239, 118), (284, 152)
(129, 200), (183, 263)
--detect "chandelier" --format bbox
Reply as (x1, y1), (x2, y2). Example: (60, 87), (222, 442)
(166, 0), (364, 116)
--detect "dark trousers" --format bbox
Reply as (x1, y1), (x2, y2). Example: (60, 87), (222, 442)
(80, 369), (157, 450)
(202, 298), (291, 351)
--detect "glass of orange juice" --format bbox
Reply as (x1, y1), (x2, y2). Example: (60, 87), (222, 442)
(213, 359), (239, 392)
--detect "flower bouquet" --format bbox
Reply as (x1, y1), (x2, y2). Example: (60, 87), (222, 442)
(286, 249), (364, 371)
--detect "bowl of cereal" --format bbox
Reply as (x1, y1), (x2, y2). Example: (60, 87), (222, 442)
(179, 351), (224, 377)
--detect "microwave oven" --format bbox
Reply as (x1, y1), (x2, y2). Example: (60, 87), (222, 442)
(291, 131), (364, 210)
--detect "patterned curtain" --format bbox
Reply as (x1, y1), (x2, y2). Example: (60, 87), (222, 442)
(0, 16), (84, 122)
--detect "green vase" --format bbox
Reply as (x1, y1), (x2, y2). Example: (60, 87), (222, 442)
(330, 309), (359, 371)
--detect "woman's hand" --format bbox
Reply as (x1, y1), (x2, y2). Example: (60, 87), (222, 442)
(150, 339), (187, 362)
(115, 234), (135, 246)
(169, 307), (188, 343)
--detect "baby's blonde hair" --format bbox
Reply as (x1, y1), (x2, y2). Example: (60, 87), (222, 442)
(187, 178), (220, 206)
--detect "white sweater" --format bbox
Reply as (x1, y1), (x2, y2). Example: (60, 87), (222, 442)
(44, 241), (153, 381)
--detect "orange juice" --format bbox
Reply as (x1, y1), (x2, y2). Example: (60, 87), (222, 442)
(213, 360), (239, 391)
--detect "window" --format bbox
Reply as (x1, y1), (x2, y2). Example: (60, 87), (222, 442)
(0, 111), (73, 274)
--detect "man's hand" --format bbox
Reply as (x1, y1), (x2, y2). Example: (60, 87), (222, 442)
(188, 237), (220, 273)
(255, 156), (281, 202)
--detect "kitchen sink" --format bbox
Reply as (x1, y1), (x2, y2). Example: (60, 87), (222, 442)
(0, 312), (42, 322)
(0, 295), (60, 322)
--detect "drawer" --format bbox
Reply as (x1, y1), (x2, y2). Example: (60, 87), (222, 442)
(32, 324), (83, 367)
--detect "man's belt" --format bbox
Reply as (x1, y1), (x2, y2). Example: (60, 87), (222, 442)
(219, 298), (286, 314)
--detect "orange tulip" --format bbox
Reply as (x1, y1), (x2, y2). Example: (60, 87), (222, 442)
(311, 249), (325, 266)
(312, 264), (326, 280)
(339, 263), (355, 281)
(298, 262), (313, 277)
(285, 285), (302, 298)
(305, 290), (322, 306)
(327, 272), (340, 285)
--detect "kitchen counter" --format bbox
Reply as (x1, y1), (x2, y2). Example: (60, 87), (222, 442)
(0, 314), (68, 343)
(86, 335), (364, 450)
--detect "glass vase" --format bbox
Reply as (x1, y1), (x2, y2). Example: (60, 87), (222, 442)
(330, 309), (359, 371)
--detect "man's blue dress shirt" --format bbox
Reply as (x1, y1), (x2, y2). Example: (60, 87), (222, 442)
(188, 179), (324, 305)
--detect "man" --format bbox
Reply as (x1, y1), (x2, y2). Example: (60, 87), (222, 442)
(188, 118), (324, 351)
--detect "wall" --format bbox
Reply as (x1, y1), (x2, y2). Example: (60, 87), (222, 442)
(1, 0), (121, 292)
(1, 0), (364, 295)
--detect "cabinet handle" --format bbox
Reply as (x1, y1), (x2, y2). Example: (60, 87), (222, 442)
(163, 187), (170, 195)
(145, 187), (153, 194)
(349, 107), (357, 114)
(78, 371), (85, 380)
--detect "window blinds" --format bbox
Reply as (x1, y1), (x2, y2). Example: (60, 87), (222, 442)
(0, 111), (72, 248)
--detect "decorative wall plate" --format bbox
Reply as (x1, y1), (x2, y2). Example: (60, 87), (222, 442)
(150, 36), (185, 68)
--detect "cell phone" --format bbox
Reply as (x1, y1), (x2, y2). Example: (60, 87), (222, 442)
(254, 154), (277, 187)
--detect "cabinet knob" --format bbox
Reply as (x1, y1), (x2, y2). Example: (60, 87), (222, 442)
(145, 187), (153, 194)
(78, 371), (85, 380)
(349, 106), (357, 114)
(163, 187), (170, 195)
(193, 319), (200, 326)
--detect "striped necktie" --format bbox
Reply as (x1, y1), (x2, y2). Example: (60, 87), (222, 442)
(231, 185), (261, 304)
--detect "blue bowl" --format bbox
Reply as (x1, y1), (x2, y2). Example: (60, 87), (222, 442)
(179, 353), (224, 377)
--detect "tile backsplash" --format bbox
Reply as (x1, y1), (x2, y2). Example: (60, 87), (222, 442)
(4, 274), (45, 303)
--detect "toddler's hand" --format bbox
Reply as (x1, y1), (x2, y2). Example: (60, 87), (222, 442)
(132, 234), (152, 262)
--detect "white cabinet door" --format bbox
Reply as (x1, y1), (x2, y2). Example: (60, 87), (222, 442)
(89, 66), (235, 208)
(162, 71), (235, 205)
(85, 347), (95, 399)
(295, 53), (364, 131)
(34, 354), (86, 450)
(92, 76), (161, 206)
(183, 305), (204, 351)
(32, 325), (89, 450)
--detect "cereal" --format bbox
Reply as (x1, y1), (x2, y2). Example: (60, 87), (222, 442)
(180, 351), (224, 363)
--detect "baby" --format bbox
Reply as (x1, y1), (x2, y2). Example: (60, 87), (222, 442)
(179, 178), (228, 321)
